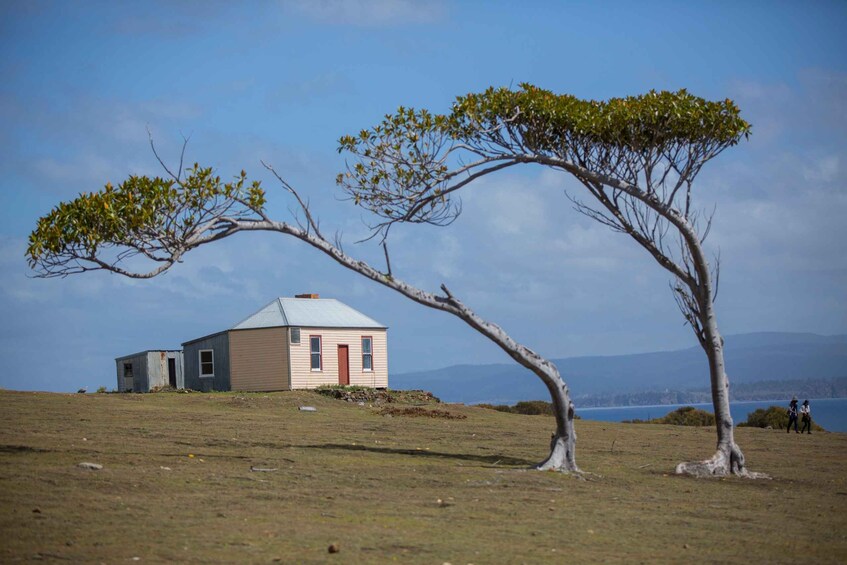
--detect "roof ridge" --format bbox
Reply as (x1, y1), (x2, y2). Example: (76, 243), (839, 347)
(230, 298), (279, 330)
(275, 297), (290, 326)
(231, 296), (386, 330)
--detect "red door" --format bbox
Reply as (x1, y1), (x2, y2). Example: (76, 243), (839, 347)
(337, 345), (350, 385)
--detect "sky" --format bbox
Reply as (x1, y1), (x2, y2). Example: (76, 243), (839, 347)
(1, 0), (845, 392)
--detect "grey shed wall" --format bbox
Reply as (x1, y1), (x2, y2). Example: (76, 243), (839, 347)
(115, 350), (184, 392)
(145, 351), (184, 389)
(115, 352), (149, 392)
(183, 332), (231, 391)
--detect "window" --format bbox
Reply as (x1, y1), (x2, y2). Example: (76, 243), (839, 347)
(310, 336), (322, 371)
(290, 327), (301, 344)
(123, 363), (133, 379)
(362, 337), (373, 371)
(199, 349), (214, 377)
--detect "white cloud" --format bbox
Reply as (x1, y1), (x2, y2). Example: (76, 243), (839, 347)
(287, 0), (445, 26)
(730, 69), (847, 149)
(803, 155), (839, 183)
(30, 154), (126, 190)
(476, 182), (549, 236)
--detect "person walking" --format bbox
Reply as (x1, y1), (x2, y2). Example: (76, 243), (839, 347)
(787, 397), (799, 433)
(800, 399), (812, 434)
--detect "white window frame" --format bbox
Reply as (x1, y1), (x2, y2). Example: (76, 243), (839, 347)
(310, 335), (322, 371)
(199, 349), (215, 378)
(290, 327), (301, 344)
(361, 336), (373, 372)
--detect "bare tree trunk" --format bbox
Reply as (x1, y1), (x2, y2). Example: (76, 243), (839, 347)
(535, 369), (578, 472)
(673, 237), (767, 478)
(494, 345), (577, 472)
(674, 305), (745, 477)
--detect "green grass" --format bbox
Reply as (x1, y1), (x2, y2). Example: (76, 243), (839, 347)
(1, 390), (845, 563)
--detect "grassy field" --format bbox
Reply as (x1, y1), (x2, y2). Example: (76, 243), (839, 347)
(1, 390), (845, 564)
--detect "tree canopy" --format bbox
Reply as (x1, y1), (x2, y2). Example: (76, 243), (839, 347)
(337, 84), (750, 235)
(28, 165), (265, 278)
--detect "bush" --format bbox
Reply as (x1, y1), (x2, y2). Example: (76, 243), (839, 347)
(96, 386), (108, 394)
(477, 400), (580, 418)
(476, 403), (514, 413)
(626, 406), (715, 427)
(512, 400), (555, 415)
(476, 401), (552, 415)
(738, 405), (825, 431)
(657, 406), (716, 426)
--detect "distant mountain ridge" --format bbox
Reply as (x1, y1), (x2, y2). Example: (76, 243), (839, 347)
(392, 332), (847, 406)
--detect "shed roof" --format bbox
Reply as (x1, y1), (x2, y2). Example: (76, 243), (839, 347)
(231, 298), (386, 330)
(115, 350), (182, 362)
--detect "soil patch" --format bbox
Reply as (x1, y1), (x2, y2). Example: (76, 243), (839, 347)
(379, 406), (467, 419)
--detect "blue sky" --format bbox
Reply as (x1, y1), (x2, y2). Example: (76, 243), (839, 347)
(1, 0), (845, 392)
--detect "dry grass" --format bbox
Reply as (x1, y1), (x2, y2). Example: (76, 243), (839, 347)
(0, 389), (845, 564)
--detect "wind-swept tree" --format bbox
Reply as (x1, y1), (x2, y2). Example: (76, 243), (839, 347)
(28, 148), (581, 473)
(28, 85), (763, 477)
(336, 85), (761, 477)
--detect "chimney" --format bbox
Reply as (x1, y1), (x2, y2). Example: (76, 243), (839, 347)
(295, 293), (320, 299)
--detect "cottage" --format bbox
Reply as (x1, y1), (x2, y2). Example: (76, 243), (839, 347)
(181, 295), (388, 392)
(115, 350), (184, 392)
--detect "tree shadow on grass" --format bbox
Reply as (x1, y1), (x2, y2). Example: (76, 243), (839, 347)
(301, 443), (535, 467)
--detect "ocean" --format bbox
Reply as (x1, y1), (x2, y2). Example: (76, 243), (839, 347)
(577, 397), (847, 432)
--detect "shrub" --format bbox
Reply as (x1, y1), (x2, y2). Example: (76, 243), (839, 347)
(96, 386), (108, 394)
(511, 400), (555, 415)
(476, 403), (514, 413)
(626, 406), (715, 427)
(476, 401), (552, 415)
(739, 405), (825, 432)
(476, 401), (580, 418)
(657, 406), (715, 426)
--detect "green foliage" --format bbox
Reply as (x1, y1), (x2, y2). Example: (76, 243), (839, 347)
(477, 401), (553, 415)
(336, 84), (751, 231)
(739, 406), (825, 432)
(738, 406), (788, 430)
(337, 106), (456, 226)
(27, 164), (265, 276)
(477, 400), (581, 418)
(450, 84), (751, 154)
(512, 400), (555, 416)
(476, 403), (514, 413)
(626, 406), (716, 427)
(96, 386), (108, 394)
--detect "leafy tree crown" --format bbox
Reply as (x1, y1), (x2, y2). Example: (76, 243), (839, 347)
(336, 84), (751, 229)
(27, 165), (265, 277)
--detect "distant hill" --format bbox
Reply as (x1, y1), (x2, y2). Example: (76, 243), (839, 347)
(392, 332), (847, 405)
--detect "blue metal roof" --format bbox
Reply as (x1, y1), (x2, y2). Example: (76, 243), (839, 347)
(231, 298), (386, 330)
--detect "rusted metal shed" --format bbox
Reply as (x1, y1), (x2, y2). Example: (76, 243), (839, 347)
(115, 350), (184, 392)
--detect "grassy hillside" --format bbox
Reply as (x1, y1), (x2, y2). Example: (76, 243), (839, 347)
(1, 390), (845, 563)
